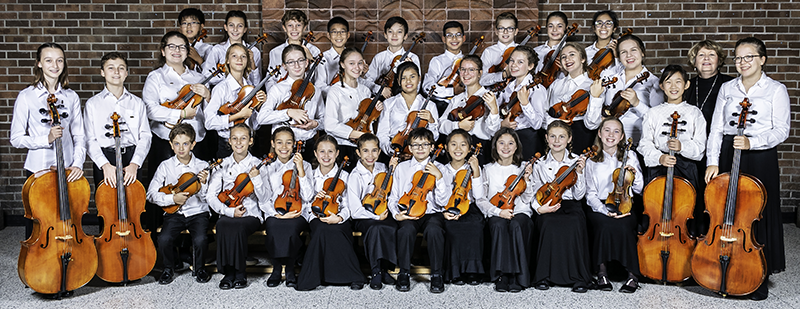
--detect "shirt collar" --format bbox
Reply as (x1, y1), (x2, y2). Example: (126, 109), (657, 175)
(172, 154), (198, 167)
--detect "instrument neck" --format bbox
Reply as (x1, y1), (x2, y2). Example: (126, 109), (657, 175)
(327, 164), (344, 191)
(569, 90), (591, 108)
(115, 136), (128, 221)
(459, 166), (473, 189)
(54, 136), (71, 222)
(616, 150), (629, 187)
(507, 161), (529, 190)
(661, 149), (676, 222)
(380, 164), (394, 189)
(554, 160), (578, 185)
(239, 73), (272, 107)
(724, 129), (745, 225)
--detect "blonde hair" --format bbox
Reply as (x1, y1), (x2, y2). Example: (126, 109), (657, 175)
(687, 40), (726, 70)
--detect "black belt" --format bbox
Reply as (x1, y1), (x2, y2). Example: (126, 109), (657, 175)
(102, 145), (135, 156)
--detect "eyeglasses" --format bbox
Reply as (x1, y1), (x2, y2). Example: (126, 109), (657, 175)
(165, 44), (188, 52)
(181, 22), (200, 27)
(594, 20), (614, 28)
(733, 55), (758, 64)
(444, 33), (463, 39)
(459, 67), (480, 74)
(496, 27), (516, 33)
(329, 30), (347, 36)
(285, 58), (307, 67)
(409, 143), (431, 149)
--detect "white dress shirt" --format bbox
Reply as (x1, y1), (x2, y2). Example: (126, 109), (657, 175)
(438, 162), (487, 209)
(545, 72), (603, 129)
(10, 84), (86, 172)
(585, 149), (644, 215)
(320, 47), (341, 97)
(585, 41), (621, 75)
(346, 161), (388, 220)
(375, 93), (440, 155)
(479, 41), (516, 87)
(257, 76), (324, 142)
(706, 73), (791, 166)
(533, 42), (558, 73)
(147, 155), (210, 217)
(498, 74), (548, 130)
(638, 101), (707, 167)
(142, 64), (207, 142)
(84, 87), (152, 168)
(204, 74), (256, 139)
(324, 81), (373, 147)
(362, 47), (421, 93)
(387, 158), (451, 216)
(475, 162), (535, 217)
(202, 39), (262, 86)
(206, 154), (269, 221)
(438, 87), (501, 140)
(423, 50), (462, 102)
(262, 158), (314, 219)
(194, 40), (212, 59)
(590, 65), (663, 144)
(304, 165), (351, 223)
(531, 151), (587, 213)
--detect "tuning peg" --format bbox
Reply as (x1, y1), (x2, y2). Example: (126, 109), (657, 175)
(41, 119), (50, 124)
(104, 124), (113, 129)
(105, 132), (113, 137)
(662, 122), (671, 126)
(747, 119), (756, 123)
(678, 129), (686, 133)
(729, 121), (737, 126)
(59, 112), (69, 119)
(750, 110), (758, 115)
(732, 112), (739, 117)
(38, 108), (49, 115)
(678, 121), (687, 125)
(660, 131), (669, 135)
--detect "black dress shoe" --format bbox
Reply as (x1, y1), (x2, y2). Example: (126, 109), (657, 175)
(749, 291), (768, 301)
(596, 275), (613, 291)
(234, 279), (247, 289)
(451, 277), (465, 285)
(508, 276), (522, 293)
(534, 280), (550, 291)
(494, 276), (509, 292)
(572, 282), (589, 293)
(350, 282), (365, 290)
(219, 279), (233, 290)
(266, 271), (282, 287)
(429, 274), (444, 293)
(159, 268), (175, 285)
(395, 273), (411, 292)
(195, 269), (211, 283)
(285, 277), (297, 288)
(382, 272), (396, 285)
(246, 257), (259, 266)
(619, 279), (639, 293)
(370, 273), (383, 290)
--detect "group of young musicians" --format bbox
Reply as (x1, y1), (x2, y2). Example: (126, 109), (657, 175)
(12, 7), (789, 301)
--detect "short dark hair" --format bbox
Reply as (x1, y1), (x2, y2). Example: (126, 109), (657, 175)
(282, 9), (309, 26)
(328, 16), (349, 32)
(178, 8), (205, 25)
(446, 129), (472, 146)
(356, 133), (380, 149)
(100, 52), (127, 68)
(591, 10), (618, 35)
(408, 127), (434, 144)
(495, 12), (517, 28)
(169, 122), (196, 143)
(735, 37), (767, 61)
(222, 11), (248, 43)
(512, 45), (539, 69)
(384, 16), (409, 34)
(490, 127), (522, 165)
(442, 21), (464, 36)
(272, 125), (295, 141)
(659, 64), (689, 85)
(157, 31), (189, 68)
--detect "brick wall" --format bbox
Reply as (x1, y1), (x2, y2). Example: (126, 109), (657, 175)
(0, 0), (797, 219)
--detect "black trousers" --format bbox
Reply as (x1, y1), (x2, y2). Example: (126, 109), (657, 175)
(93, 145), (140, 190)
(158, 212), (209, 270)
(396, 212), (445, 274)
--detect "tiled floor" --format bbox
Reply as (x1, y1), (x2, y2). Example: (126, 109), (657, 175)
(0, 225), (798, 308)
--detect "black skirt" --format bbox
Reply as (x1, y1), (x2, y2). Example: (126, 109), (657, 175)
(585, 205), (641, 276)
(265, 216), (308, 260)
(486, 214), (533, 286)
(443, 203), (485, 280)
(570, 120), (597, 154)
(533, 199), (593, 286)
(352, 218), (398, 270)
(296, 220), (365, 290)
(216, 216), (261, 271)
(718, 135), (785, 274)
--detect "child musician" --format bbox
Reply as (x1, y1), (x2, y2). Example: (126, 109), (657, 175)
(203, 10), (262, 86)
(146, 124), (210, 284)
(480, 12), (519, 87)
(423, 21), (466, 112)
(497, 46), (548, 160)
(585, 10), (621, 71)
(363, 16), (421, 99)
(177, 8), (210, 70)
(534, 11), (568, 73)
(267, 9), (324, 91)
(320, 16), (350, 97)
(206, 123), (269, 290)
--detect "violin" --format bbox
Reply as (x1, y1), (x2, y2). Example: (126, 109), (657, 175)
(375, 33), (426, 89)
(217, 154), (276, 208)
(390, 86), (436, 154)
(488, 26), (540, 73)
(602, 72), (650, 118)
(330, 31), (373, 86)
(499, 76), (543, 121)
(604, 138), (635, 215)
(535, 145), (598, 206)
(398, 145), (444, 218)
(548, 77), (617, 124)
(490, 153), (540, 210)
(587, 28), (632, 80)
(448, 91), (488, 122)
(691, 99), (767, 296)
(446, 144), (482, 216)
(245, 32), (270, 50)
(345, 83), (385, 136)
(95, 112), (156, 284)
(362, 154), (397, 215)
(638, 111), (696, 283)
(274, 142), (306, 215)
(159, 159), (223, 214)
(311, 156), (350, 217)
(276, 54), (324, 112)
(536, 23), (579, 88)
(438, 36), (485, 88)
(19, 95), (97, 298)
(162, 63), (225, 129)
(186, 28), (208, 70)
(217, 65), (282, 124)
(486, 77), (514, 94)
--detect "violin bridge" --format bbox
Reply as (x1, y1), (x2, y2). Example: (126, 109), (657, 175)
(720, 236), (737, 242)
(659, 232), (674, 237)
(116, 230), (131, 237)
(55, 235), (74, 241)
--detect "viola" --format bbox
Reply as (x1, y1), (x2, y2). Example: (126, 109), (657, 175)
(548, 77), (617, 124)
(274, 142), (306, 215)
(217, 65), (282, 124)
(217, 153), (276, 208)
(362, 154), (397, 215)
(691, 99), (767, 296)
(448, 91), (488, 122)
(330, 31), (373, 86)
(162, 63), (225, 129)
(602, 72), (650, 118)
(186, 28), (208, 70)
(438, 35), (484, 88)
(311, 156), (350, 217)
(276, 54), (324, 112)
(19, 95), (97, 298)
(604, 138), (635, 215)
(95, 112), (156, 284)
(638, 111), (696, 283)
(159, 159), (223, 214)
(375, 33), (426, 89)
(390, 85), (436, 154)
(499, 76), (543, 121)
(535, 145), (598, 206)
(398, 145), (444, 218)
(490, 153), (541, 210)
(445, 144), (482, 216)
(587, 28), (632, 80)
(535, 23), (579, 88)
(344, 83), (385, 136)
(488, 26), (540, 73)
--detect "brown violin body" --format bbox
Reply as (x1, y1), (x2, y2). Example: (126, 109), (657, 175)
(274, 169), (303, 215)
(345, 96), (382, 134)
(446, 169), (472, 216)
(390, 111), (429, 153)
(277, 77), (316, 111)
(602, 72), (649, 118)
(161, 84), (204, 111)
(536, 24), (579, 88)
(311, 178), (344, 217)
(375, 55), (401, 89)
(550, 90), (590, 124)
(159, 172), (202, 214)
(217, 173), (255, 208)
(606, 166), (635, 215)
(535, 165), (577, 206)
(448, 95), (487, 122)
(488, 27), (539, 74)
(490, 174), (526, 211)
(218, 85), (264, 125)
(362, 165), (395, 215)
(587, 29), (632, 80)
(398, 170), (435, 218)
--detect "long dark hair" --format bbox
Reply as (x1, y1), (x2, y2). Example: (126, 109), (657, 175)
(391, 61), (421, 96)
(221, 10), (248, 43)
(591, 117), (626, 163)
(32, 43), (69, 89)
(156, 31), (189, 69)
(490, 127), (523, 166)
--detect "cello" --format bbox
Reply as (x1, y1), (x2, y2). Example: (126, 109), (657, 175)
(217, 65), (282, 123)
(362, 153), (398, 215)
(691, 99), (766, 296)
(374, 33), (426, 89)
(217, 153), (276, 208)
(604, 138), (635, 215)
(438, 35), (485, 89)
(601, 72), (650, 118)
(535, 23), (579, 88)
(446, 144), (482, 216)
(311, 157), (350, 217)
(390, 86), (436, 154)
(162, 63), (225, 129)
(490, 154), (540, 210)
(276, 54), (324, 112)
(587, 28), (632, 80)
(548, 77), (617, 124)
(330, 31), (373, 86)
(488, 26), (540, 73)
(95, 112), (156, 284)
(535, 146), (598, 206)
(274, 142), (305, 215)
(19, 95), (97, 298)
(398, 145), (444, 218)
(638, 111), (696, 283)
(159, 159), (223, 214)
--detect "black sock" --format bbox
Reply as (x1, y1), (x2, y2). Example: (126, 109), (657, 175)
(269, 261), (282, 280)
(598, 263), (608, 277)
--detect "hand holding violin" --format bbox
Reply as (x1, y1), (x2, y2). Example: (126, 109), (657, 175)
(619, 89), (639, 107)
(537, 199), (561, 214)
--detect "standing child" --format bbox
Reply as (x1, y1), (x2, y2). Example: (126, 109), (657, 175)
(585, 10), (620, 69)
(479, 12), (518, 87)
(534, 11), (568, 73)
(203, 10), (262, 86)
(363, 16), (421, 99)
(423, 21), (466, 113)
(178, 8), (211, 71)
(267, 9), (324, 91)
(321, 16), (350, 97)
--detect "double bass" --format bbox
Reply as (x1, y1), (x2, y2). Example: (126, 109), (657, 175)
(19, 95), (97, 298)
(217, 65), (282, 123)
(274, 142), (305, 215)
(490, 154), (541, 210)
(362, 153), (397, 215)
(160, 159), (223, 214)
(535, 146), (598, 206)
(390, 86), (436, 154)
(398, 145), (444, 218)
(446, 144), (482, 216)
(95, 112), (156, 284)
(601, 72), (650, 118)
(330, 31), (373, 86)
(548, 77), (617, 124)
(638, 112), (696, 283)
(535, 23), (579, 88)
(604, 138), (635, 215)
(587, 28), (632, 80)
(311, 157), (350, 217)
(691, 99), (766, 296)
(162, 63), (225, 129)
(375, 33), (426, 89)
(217, 154), (276, 208)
